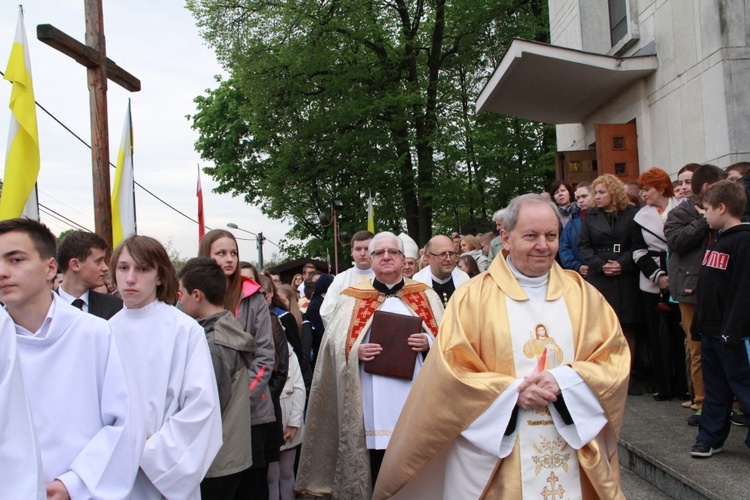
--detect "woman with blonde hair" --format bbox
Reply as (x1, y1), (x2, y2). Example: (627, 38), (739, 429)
(459, 234), (489, 271)
(578, 174), (642, 395)
(291, 273), (303, 290)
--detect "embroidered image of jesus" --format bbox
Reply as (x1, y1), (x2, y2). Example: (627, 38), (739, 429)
(523, 324), (563, 370)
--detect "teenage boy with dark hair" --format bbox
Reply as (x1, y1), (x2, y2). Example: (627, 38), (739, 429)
(178, 257), (256, 498)
(690, 180), (750, 458)
(57, 230), (122, 319)
(0, 219), (142, 499)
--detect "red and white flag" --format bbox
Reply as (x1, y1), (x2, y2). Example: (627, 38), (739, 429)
(197, 165), (205, 241)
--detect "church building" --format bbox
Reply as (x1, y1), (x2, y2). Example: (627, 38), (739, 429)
(476, 0), (749, 182)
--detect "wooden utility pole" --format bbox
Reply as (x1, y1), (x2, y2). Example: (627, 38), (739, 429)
(37, 0), (140, 247)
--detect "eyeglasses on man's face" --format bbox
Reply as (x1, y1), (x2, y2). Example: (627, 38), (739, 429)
(428, 251), (457, 260)
(371, 248), (402, 258)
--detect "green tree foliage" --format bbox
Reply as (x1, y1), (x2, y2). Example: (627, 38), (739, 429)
(56, 229), (75, 244)
(187, 0), (555, 259)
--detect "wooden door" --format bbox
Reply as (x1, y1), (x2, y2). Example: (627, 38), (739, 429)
(595, 123), (639, 183)
(555, 149), (598, 186)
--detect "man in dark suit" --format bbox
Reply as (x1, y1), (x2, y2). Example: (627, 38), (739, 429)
(57, 231), (122, 320)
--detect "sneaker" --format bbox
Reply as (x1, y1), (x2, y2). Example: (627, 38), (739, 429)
(687, 409), (701, 427)
(691, 441), (723, 458)
(731, 408), (746, 426)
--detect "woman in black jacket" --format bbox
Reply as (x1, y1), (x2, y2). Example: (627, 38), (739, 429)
(578, 174), (642, 394)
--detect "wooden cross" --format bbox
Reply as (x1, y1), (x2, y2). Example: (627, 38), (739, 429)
(36, 0), (140, 247)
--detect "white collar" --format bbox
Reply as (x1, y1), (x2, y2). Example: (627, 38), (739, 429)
(14, 292), (57, 338)
(58, 286), (90, 306)
(507, 256), (549, 302)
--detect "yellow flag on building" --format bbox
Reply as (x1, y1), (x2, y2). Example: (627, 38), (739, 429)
(0, 7), (40, 220)
(111, 100), (136, 245)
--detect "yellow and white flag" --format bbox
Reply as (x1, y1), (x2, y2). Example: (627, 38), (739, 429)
(111, 100), (135, 246)
(0, 6), (40, 220)
(367, 190), (375, 233)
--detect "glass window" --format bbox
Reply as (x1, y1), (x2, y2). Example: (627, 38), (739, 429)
(609, 0), (628, 46)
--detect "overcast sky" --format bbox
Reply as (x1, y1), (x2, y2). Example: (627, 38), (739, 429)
(0, 1), (295, 262)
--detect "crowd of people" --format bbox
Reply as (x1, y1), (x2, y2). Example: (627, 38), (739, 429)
(1, 161), (749, 499)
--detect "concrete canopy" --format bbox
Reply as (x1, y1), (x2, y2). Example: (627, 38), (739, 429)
(475, 39), (657, 124)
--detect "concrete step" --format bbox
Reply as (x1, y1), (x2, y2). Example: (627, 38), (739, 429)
(620, 466), (671, 499)
(618, 394), (750, 499)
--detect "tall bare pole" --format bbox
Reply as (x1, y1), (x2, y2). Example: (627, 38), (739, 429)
(85, 0), (112, 245)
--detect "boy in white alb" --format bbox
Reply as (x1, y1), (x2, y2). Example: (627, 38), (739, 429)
(0, 219), (142, 499)
(0, 307), (44, 499)
(109, 235), (223, 499)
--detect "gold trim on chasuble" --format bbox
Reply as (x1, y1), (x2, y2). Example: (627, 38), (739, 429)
(341, 282), (439, 359)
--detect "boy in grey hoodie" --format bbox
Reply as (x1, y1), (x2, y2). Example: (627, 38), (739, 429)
(179, 257), (257, 498)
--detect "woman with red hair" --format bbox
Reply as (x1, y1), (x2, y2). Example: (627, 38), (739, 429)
(632, 167), (687, 401)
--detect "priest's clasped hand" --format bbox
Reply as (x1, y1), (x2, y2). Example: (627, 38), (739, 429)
(517, 371), (561, 410)
(359, 343), (383, 361)
(407, 333), (430, 352)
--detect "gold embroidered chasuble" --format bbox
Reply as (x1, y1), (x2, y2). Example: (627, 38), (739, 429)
(373, 255), (630, 500)
(295, 279), (443, 499)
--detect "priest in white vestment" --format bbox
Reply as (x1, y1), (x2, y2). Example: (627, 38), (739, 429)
(374, 194), (630, 499)
(296, 232), (444, 499)
(0, 309), (44, 500)
(319, 230), (375, 326)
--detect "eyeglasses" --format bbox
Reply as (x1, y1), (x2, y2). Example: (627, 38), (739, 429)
(371, 248), (402, 258)
(428, 251), (458, 260)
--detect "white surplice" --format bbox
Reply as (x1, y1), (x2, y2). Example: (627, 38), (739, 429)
(359, 296), (433, 449)
(110, 300), (223, 499)
(15, 294), (144, 499)
(0, 308), (44, 499)
(320, 266), (375, 327)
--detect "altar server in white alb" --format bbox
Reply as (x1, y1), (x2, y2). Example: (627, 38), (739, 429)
(319, 230), (375, 326)
(0, 307), (44, 499)
(109, 235), (223, 499)
(0, 219), (143, 499)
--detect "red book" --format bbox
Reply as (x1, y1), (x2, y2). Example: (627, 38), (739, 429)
(364, 310), (423, 380)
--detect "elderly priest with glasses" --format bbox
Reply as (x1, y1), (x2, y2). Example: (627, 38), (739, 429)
(413, 234), (471, 306)
(296, 231), (444, 499)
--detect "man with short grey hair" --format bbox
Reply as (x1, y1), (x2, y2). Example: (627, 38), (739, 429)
(375, 194), (630, 499)
(487, 208), (506, 264)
